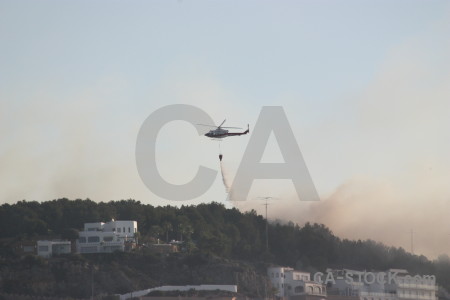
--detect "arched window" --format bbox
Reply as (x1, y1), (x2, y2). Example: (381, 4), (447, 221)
(308, 286), (314, 294)
(314, 287), (321, 294)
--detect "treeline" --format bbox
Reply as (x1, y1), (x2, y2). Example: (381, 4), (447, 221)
(1, 199), (450, 291)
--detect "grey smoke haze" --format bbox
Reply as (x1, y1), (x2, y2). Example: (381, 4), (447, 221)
(229, 20), (450, 259)
(0, 81), (146, 203)
(1, 1), (450, 261)
(235, 176), (450, 259)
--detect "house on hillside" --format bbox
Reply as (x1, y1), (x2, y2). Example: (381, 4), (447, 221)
(325, 268), (437, 300)
(76, 220), (138, 254)
(37, 240), (71, 258)
(268, 266), (327, 300)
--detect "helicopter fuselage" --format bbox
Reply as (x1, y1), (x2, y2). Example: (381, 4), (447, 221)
(205, 126), (249, 138)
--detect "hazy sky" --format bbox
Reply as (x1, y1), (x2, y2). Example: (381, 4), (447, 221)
(1, 1), (450, 258)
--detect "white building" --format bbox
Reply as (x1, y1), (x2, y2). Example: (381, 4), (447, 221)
(37, 240), (71, 258)
(83, 220), (137, 237)
(325, 269), (436, 300)
(268, 266), (327, 299)
(77, 220), (137, 254)
(120, 285), (238, 300)
(386, 269), (437, 300)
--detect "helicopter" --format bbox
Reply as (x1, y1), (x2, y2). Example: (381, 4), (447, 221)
(197, 119), (249, 139)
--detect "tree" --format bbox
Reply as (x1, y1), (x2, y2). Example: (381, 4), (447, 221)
(149, 225), (163, 241)
(177, 223), (193, 242)
(162, 222), (173, 243)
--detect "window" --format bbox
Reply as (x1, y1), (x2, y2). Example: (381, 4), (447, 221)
(103, 236), (113, 242)
(79, 237), (86, 243)
(123, 227), (125, 233)
(88, 236), (100, 243)
(118, 228), (121, 233)
(295, 286), (304, 294)
(128, 227), (131, 233)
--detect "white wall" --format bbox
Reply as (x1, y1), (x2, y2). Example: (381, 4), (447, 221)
(120, 285), (237, 300)
(77, 231), (125, 253)
(37, 240), (71, 258)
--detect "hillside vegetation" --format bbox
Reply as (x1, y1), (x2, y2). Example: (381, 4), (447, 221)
(0, 199), (449, 299)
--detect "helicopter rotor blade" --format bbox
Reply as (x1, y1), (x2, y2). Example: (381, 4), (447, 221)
(218, 119), (226, 128)
(220, 126), (242, 129)
(196, 124), (218, 128)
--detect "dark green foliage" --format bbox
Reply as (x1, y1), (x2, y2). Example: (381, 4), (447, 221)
(0, 199), (449, 297)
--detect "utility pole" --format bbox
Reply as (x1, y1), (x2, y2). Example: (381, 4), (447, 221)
(258, 196), (275, 252)
(264, 200), (269, 251)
